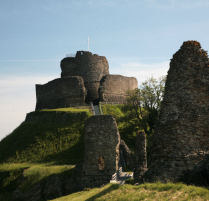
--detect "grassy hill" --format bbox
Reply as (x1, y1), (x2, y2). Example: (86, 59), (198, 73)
(0, 107), (92, 164)
(101, 104), (143, 152)
(1, 105), (209, 200)
(51, 183), (209, 201)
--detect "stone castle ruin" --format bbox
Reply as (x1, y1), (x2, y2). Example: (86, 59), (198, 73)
(35, 51), (138, 110)
(141, 41), (209, 182)
(67, 115), (120, 191)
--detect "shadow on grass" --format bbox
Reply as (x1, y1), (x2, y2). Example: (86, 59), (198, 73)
(86, 184), (120, 201)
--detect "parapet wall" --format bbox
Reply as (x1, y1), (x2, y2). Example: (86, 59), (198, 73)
(99, 75), (138, 103)
(142, 41), (209, 182)
(35, 76), (86, 110)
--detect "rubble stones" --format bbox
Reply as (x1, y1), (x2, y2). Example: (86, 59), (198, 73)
(43, 176), (63, 200)
(142, 41), (209, 182)
(22, 184), (42, 201)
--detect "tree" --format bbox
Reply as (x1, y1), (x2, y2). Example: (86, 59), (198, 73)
(123, 76), (166, 136)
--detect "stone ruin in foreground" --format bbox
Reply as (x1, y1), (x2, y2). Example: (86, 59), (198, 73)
(140, 41), (209, 182)
(35, 51), (138, 110)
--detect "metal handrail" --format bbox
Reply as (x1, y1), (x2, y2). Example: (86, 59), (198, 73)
(90, 102), (95, 115)
(99, 102), (103, 115)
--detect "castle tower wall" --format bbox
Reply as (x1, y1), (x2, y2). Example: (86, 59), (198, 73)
(99, 75), (138, 104)
(61, 51), (109, 102)
(142, 41), (209, 182)
(35, 76), (86, 110)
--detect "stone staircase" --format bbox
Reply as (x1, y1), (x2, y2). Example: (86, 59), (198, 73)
(110, 167), (133, 185)
(93, 105), (101, 115)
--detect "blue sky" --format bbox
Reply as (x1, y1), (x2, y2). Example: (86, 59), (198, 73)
(0, 0), (209, 140)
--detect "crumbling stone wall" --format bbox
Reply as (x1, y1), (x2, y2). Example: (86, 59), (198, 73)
(61, 51), (109, 102)
(142, 41), (209, 182)
(99, 75), (138, 103)
(120, 140), (135, 170)
(134, 131), (147, 182)
(35, 76), (86, 110)
(67, 115), (120, 191)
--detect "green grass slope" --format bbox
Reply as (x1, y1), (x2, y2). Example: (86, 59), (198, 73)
(51, 183), (209, 201)
(0, 163), (74, 201)
(101, 104), (142, 152)
(0, 108), (92, 164)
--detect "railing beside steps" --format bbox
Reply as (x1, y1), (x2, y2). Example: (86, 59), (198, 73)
(99, 102), (103, 115)
(111, 167), (123, 182)
(90, 102), (95, 115)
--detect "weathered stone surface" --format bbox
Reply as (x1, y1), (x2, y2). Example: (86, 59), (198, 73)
(134, 131), (147, 182)
(120, 140), (135, 170)
(179, 154), (209, 187)
(22, 184), (42, 201)
(99, 75), (138, 104)
(61, 51), (109, 102)
(142, 41), (209, 182)
(68, 115), (120, 192)
(35, 76), (86, 110)
(10, 188), (23, 201)
(43, 176), (63, 200)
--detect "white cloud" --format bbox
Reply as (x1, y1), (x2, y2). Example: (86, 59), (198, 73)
(110, 61), (169, 85)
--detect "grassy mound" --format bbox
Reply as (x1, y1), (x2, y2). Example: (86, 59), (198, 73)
(51, 182), (209, 201)
(0, 163), (74, 201)
(101, 105), (142, 152)
(0, 108), (92, 164)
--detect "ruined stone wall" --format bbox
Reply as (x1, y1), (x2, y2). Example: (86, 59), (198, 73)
(99, 75), (138, 103)
(134, 131), (147, 182)
(120, 140), (135, 170)
(60, 51), (109, 101)
(142, 41), (209, 182)
(68, 115), (120, 190)
(35, 76), (86, 110)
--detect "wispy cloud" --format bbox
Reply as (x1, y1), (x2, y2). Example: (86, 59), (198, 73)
(110, 61), (169, 85)
(145, 0), (209, 9)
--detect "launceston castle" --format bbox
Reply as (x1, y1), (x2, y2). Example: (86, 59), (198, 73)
(35, 51), (138, 110)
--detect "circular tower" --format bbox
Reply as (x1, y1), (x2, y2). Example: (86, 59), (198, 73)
(61, 51), (109, 103)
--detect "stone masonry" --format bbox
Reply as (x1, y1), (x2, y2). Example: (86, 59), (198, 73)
(35, 51), (138, 108)
(35, 76), (86, 110)
(134, 131), (147, 182)
(142, 41), (209, 182)
(67, 115), (120, 191)
(99, 75), (138, 104)
(61, 51), (109, 102)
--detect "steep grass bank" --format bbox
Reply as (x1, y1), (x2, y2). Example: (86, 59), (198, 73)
(51, 182), (209, 201)
(0, 163), (74, 201)
(0, 108), (92, 164)
(101, 105), (143, 152)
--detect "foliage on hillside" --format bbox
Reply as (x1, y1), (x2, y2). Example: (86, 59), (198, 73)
(0, 109), (92, 164)
(101, 104), (143, 152)
(51, 182), (209, 201)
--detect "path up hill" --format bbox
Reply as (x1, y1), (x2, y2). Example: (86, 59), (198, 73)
(0, 108), (92, 164)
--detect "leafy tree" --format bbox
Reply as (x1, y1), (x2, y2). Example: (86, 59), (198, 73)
(123, 76), (166, 136)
